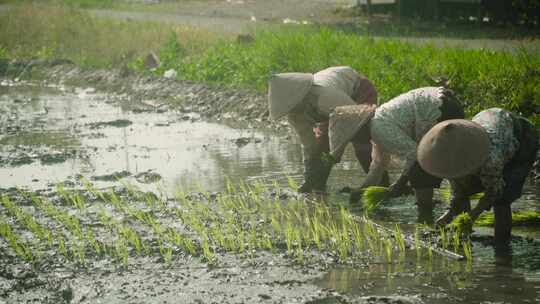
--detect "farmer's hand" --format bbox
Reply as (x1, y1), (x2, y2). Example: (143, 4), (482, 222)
(349, 188), (364, 205)
(387, 182), (412, 198)
(339, 186), (353, 193)
(435, 210), (454, 227)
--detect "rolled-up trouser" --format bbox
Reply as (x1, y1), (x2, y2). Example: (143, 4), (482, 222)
(497, 115), (539, 206)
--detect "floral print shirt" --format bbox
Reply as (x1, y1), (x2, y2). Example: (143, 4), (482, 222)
(473, 108), (519, 197)
(359, 87), (444, 187)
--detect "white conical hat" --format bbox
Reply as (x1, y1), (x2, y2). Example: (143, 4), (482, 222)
(268, 73), (313, 119)
(329, 104), (377, 156)
(417, 119), (490, 178)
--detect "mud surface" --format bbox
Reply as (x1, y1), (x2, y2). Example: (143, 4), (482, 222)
(1, 69), (540, 303)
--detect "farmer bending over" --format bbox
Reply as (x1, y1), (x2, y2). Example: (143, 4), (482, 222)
(329, 87), (464, 223)
(417, 108), (539, 251)
(268, 66), (387, 193)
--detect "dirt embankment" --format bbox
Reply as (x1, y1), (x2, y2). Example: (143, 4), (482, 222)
(2, 59), (284, 131)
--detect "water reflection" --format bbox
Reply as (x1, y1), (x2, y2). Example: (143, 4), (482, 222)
(317, 253), (540, 303)
(1, 83), (540, 302)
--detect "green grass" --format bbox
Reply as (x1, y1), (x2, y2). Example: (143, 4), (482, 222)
(163, 26), (540, 124)
(0, 0), (118, 8)
(0, 4), (225, 68)
(1, 4), (539, 126)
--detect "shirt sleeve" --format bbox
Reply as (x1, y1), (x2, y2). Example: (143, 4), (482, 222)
(359, 142), (390, 188)
(479, 157), (505, 201)
(370, 118), (418, 175)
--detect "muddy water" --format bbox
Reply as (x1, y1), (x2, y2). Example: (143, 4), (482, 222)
(1, 82), (540, 303)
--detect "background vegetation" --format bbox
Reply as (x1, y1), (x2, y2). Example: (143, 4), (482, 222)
(0, 3), (539, 125)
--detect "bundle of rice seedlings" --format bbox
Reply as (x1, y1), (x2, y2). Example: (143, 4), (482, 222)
(438, 188), (484, 202)
(475, 211), (540, 227)
(361, 186), (389, 212)
(448, 212), (473, 236)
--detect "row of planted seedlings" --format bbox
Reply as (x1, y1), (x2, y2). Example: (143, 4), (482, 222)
(0, 177), (473, 269)
(170, 178), (458, 265)
(0, 179), (202, 267)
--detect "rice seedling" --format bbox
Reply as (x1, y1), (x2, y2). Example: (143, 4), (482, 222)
(393, 224), (406, 253)
(57, 232), (69, 258)
(384, 237), (393, 263)
(57, 184), (86, 211)
(414, 226), (421, 259)
(438, 188), (485, 202)
(85, 229), (102, 256)
(475, 210), (540, 227)
(462, 240), (473, 261)
(1, 196), (52, 245)
(439, 227), (449, 250)
(119, 225), (143, 255)
(71, 239), (87, 265)
(361, 186), (389, 212)
(115, 238), (129, 267)
(352, 222), (364, 253)
(200, 237), (215, 263)
(449, 213), (473, 237)
(286, 176), (299, 192)
(426, 241), (433, 261)
(284, 223), (294, 256)
(0, 220), (34, 261)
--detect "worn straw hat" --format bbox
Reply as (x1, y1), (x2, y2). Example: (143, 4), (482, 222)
(417, 119), (490, 178)
(268, 73), (314, 119)
(329, 104), (377, 156)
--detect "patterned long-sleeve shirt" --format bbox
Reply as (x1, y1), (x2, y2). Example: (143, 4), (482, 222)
(472, 108), (519, 198)
(359, 87), (444, 188)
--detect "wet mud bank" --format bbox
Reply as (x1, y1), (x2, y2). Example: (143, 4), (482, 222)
(1, 60), (540, 304)
(1, 59), (278, 131)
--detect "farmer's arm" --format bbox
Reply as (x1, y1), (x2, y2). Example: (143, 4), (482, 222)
(470, 162), (504, 222)
(386, 139), (418, 196)
(369, 118), (419, 196)
(349, 143), (388, 203)
(436, 179), (470, 226)
(357, 142), (389, 189)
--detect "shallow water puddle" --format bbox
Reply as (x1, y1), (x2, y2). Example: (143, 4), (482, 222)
(1, 82), (540, 303)
(0, 82), (311, 192)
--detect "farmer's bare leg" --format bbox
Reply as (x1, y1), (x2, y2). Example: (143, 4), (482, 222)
(309, 124), (333, 192)
(288, 112), (322, 193)
(416, 188), (434, 224)
(494, 204), (512, 255)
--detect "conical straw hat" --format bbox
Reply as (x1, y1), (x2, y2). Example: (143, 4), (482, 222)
(417, 119), (490, 178)
(329, 104), (377, 156)
(268, 73), (313, 119)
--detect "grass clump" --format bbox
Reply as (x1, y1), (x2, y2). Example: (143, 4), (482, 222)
(167, 27), (540, 126)
(475, 210), (540, 227)
(0, 4), (223, 68)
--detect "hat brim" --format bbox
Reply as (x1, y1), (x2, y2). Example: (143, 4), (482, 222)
(417, 119), (490, 178)
(329, 104), (376, 156)
(268, 73), (314, 119)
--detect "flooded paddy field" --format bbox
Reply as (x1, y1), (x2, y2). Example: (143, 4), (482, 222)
(0, 81), (539, 303)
